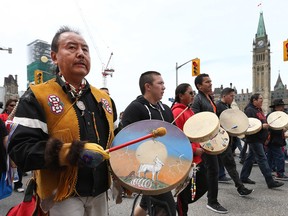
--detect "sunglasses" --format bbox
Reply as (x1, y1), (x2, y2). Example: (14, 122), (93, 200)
(187, 91), (194, 96)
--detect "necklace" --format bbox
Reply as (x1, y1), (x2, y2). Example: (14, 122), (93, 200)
(76, 100), (86, 116)
(60, 75), (86, 99)
(61, 75), (87, 115)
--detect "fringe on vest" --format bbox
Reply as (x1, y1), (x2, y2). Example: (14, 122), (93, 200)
(54, 166), (78, 202)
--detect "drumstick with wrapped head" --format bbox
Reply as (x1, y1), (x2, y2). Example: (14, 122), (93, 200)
(79, 127), (167, 168)
(107, 127), (167, 153)
(171, 103), (192, 125)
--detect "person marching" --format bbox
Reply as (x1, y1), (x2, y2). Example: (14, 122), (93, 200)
(122, 71), (176, 216)
(0, 99), (25, 193)
(215, 87), (253, 196)
(240, 93), (284, 189)
(171, 83), (208, 216)
(0, 99), (18, 123)
(192, 73), (228, 214)
(266, 99), (288, 181)
(8, 26), (115, 215)
(0, 118), (10, 200)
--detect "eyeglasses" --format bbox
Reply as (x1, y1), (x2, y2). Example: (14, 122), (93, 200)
(187, 92), (194, 96)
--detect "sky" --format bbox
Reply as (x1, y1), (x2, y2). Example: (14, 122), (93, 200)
(1, 0), (288, 114)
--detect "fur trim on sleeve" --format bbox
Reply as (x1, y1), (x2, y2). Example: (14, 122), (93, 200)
(67, 140), (86, 166)
(45, 138), (64, 169)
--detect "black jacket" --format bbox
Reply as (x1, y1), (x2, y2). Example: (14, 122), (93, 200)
(215, 100), (230, 117)
(244, 103), (268, 144)
(192, 91), (216, 114)
(122, 95), (174, 127)
(8, 76), (114, 197)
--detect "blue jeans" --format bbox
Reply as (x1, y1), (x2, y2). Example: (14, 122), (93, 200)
(267, 145), (285, 175)
(240, 142), (274, 186)
(14, 168), (23, 190)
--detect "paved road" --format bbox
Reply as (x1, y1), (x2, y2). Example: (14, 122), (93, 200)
(1, 157), (288, 216)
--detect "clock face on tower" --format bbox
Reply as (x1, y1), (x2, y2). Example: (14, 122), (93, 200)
(257, 40), (264, 47)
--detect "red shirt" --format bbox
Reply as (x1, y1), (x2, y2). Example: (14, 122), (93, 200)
(0, 113), (8, 122)
(171, 103), (202, 164)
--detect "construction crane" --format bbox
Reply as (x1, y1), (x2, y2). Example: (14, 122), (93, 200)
(102, 52), (115, 87)
(0, 46), (12, 54)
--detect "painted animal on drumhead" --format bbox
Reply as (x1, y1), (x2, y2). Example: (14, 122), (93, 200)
(137, 156), (164, 181)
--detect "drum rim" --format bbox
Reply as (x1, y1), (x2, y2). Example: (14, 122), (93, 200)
(267, 111), (288, 130)
(245, 117), (262, 135)
(219, 109), (249, 136)
(199, 127), (230, 155)
(109, 119), (193, 195)
(183, 111), (220, 143)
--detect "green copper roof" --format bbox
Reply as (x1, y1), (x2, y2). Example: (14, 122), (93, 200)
(274, 73), (285, 90)
(256, 12), (266, 38)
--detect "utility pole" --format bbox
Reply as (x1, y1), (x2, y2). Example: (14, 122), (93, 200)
(175, 59), (193, 87)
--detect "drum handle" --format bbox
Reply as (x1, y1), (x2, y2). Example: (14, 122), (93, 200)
(171, 103), (192, 125)
(106, 127), (167, 153)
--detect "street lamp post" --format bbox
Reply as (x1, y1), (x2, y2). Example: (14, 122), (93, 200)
(0, 47), (12, 54)
(176, 59), (193, 87)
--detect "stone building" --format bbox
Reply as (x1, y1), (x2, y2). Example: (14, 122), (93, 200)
(271, 73), (288, 104)
(0, 74), (19, 112)
(215, 12), (286, 114)
(4, 75), (19, 102)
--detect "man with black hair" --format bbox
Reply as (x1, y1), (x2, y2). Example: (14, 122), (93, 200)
(192, 73), (228, 214)
(122, 71), (176, 216)
(240, 94), (284, 189)
(8, 26), (115, 215)
(266, 99), (288, 181)
(216, 87), (253, 196)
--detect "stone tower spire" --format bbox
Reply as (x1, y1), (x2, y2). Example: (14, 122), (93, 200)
(274, 73), (285, 91)
(252, 12), (271, 114)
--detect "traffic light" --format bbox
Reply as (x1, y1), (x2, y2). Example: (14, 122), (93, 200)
(192, 58), (200, 76)
(283, 40), (288, 61)
(34, 70), (43, 84)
